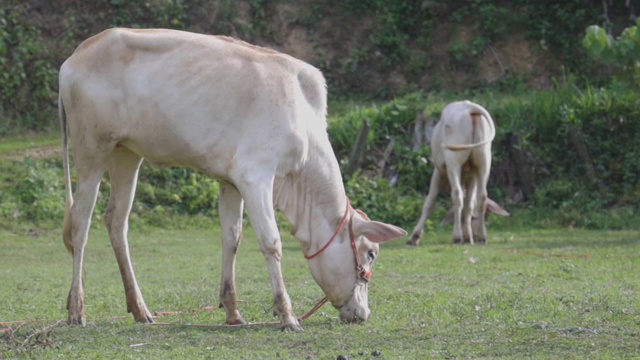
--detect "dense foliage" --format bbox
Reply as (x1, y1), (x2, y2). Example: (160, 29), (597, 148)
(0, 0), (616, 133)
(0, 0), (637, 231)
(583, 17), (640, 87)
(0, 3), (58, 132)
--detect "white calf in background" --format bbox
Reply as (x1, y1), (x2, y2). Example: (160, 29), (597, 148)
(408, 101), (508, 245)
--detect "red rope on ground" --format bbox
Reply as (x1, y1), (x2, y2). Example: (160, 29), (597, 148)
(504, 249), (591, 258)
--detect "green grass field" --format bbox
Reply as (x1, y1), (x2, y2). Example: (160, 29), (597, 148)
(1, 222), (638, 359)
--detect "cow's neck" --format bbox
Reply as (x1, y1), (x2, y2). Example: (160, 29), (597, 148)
(273, 140), (346, 252)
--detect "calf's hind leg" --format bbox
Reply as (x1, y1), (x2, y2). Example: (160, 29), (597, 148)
(104, 146), (153, 323)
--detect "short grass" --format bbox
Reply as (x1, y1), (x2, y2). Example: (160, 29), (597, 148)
(1, 221), (639, 359)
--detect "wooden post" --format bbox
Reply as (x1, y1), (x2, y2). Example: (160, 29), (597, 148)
(507, 132), (535, 201)
(568, 126), (603, 191)
(412, 110), (425, 151)
(377, 139), (395, 174)
(347, 119), (370, 175)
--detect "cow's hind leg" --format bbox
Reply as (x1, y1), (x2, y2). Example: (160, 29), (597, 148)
(461, 174), (477, 244)
(67, 164), (104, 325)
(218, 181), (246, 325)
(446, 161), (465, 244)
(409, 169), (442, 246)
(104, 146), (152, 323)
(472, 154), (491, 244)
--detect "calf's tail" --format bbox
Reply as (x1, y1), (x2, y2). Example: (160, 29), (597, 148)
(446, 104), (496, 151)
(59, 96), (74, 255)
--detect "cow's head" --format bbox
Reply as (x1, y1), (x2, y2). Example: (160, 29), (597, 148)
(305, 207), (406, 323)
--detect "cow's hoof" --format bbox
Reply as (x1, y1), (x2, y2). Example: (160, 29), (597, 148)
(407, 233), (421, 246)
(280, 322), (304, 332)
(67, 315), (86, 326)
(226, 318), (247, 326)
(476, 238), (487, 245)
(134, 314), (154, 324)
(452, 238), (462, 244)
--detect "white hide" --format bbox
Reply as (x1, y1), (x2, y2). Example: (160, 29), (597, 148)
(59, 28), (406, 332)
(408, 100), (508, 245)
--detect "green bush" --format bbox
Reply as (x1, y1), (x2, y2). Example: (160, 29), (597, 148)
(0, 4), (58, 134)
(345, 171), (425, 229)
(135, 164), (219, 218)
(1, 157), (65, 223)
(583, 18), (640, 87)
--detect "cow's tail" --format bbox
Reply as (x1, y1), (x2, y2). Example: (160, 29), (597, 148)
(446, 103), (496, 151)
(59, 95), (74, 255)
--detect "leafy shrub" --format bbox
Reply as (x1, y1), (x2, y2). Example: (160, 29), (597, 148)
(135, 164), (219, 218)
(0, 3), (58, 134)
(556, 87), (640, 200)
(515, 0), (600, 72)
(2, 157), (66, 223)
(109, 0), (189, 29)
(345, 171), (425, 229)
(583, 18), (640, 87)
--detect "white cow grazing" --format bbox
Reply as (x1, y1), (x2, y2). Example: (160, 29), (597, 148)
(58, 28), (407, 332)
(407, 101), (508, 246)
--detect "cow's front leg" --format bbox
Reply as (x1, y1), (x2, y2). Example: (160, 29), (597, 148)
(105, 148), (153, 323)
(218, 182), (246, 325)
(239, 180), (302, 332)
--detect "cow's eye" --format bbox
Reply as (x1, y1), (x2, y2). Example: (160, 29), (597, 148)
(367, 249), (377, 261)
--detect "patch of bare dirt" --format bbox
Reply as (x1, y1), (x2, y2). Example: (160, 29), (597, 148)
(479, 32), (556, 89)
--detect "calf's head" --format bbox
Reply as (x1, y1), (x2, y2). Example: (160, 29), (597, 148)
(306, 209), (406, 323)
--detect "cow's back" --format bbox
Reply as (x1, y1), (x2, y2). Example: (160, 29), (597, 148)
(59, 28), (328, 179)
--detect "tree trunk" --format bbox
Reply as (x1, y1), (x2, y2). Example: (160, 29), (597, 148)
(568, 126), (603, 191)
(347, 119), (370, 175)
(412, 110), (425, 151)
(507, 132), (535, 201)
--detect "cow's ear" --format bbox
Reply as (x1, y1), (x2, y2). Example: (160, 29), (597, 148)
(487, 198), (510, 217)
(352, 216), (407, 243)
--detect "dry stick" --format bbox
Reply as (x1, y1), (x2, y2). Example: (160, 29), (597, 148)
(487, 45), (507, 83)
(412, 110), (425, 152)
(21, 320), (65, 348)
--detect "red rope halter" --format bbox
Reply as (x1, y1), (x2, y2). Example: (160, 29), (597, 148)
(304, 198), (352, 260)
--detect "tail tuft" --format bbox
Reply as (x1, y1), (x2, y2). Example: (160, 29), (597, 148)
(59, 95), (74, 255)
